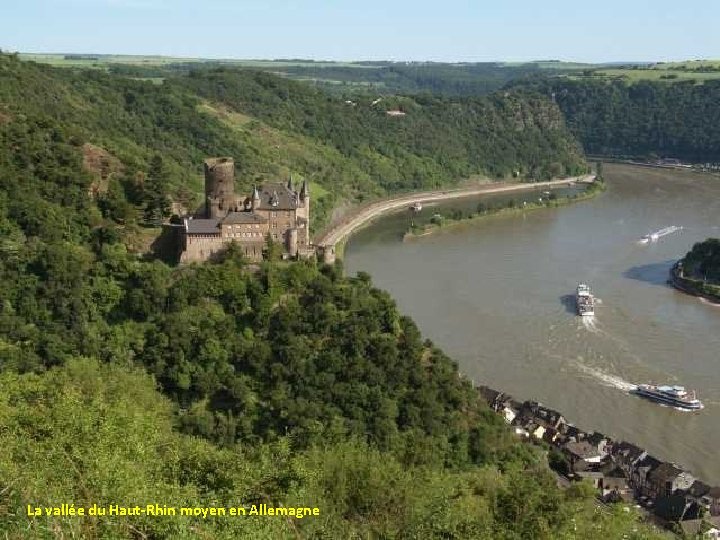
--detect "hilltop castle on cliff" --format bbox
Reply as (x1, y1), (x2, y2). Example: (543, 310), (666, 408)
(179, 157), (313, 263)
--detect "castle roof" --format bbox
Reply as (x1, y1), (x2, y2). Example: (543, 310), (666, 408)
(255, 183), (299, 210)
(222, 212), (267, 225)
(185, 218), (220, 235)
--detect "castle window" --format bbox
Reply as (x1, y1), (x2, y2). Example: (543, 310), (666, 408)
(271, 211), (277, 217)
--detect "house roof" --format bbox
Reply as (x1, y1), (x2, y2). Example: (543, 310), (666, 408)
(601, 465), (628, 478)
(587, 431), (608, 446)
(564, 441), (601, 460)
(563, 425), (587, 441)
(185, 218), (220, 234)
(679, 519), (712, 537)
(612, 441), (645, 461)
(602, 476), (629, 491)
(708, 486), (720, 498)
(221, 212), (267, 225)
(688, 480), (711, 498)
(530, 404), (566, 427)
(635, 454), (663, 473)
(648, 462), (684, 484)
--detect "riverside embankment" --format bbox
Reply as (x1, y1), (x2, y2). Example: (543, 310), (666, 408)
(315, 174), (595, 260)
(669, 262), (720, 305)
(403, 180), (604, 240)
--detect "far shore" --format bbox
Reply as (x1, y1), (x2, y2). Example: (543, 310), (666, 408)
(315, 174), (595, 251)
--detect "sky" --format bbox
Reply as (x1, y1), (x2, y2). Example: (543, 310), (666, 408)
(2, 0), (719, 63)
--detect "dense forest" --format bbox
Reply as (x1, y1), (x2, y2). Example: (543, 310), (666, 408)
(175, 68), (588, 188)
(0, 53), (586, 232)
(510, 78), (720, 162)
(681, 238), (720, 284)
(0, 52), (665, 538)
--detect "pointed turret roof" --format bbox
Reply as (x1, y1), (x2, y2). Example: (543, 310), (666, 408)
(300, 179), (309, 199)
(287, 174), (293, 191)
(252, 185), (260, 200)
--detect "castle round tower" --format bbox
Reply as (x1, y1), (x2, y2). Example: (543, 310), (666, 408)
(204, 157), (235, 218)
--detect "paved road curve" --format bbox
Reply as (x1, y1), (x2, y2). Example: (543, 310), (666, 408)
(315, 175), (595, 248)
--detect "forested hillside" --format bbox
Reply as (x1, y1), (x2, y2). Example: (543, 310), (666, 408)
(0, 53), (586, 232)
(0, 52), (665, 538)
(176, 68), (587, 190)
(511, 78), (720, 161)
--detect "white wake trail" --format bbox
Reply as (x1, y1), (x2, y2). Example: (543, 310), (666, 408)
(575, 363), (637, 392)
(581, 316), (599, 333)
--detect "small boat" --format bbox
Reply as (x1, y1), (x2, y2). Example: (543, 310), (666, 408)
(632, 384), (704, 411)
(411, 202), (423, 212)
(640, 226), (681, 243)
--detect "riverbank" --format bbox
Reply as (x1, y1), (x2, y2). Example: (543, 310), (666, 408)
(669, 262), (720, 304)
(403, 180), (605, 240)
(478, 385), (720, 531)
(315, 174), (596, 257)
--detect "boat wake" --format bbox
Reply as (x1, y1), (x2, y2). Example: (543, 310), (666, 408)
(575, 363), (637, 393)
(638, 225), (682, 244)
(581, 316), (599, 332)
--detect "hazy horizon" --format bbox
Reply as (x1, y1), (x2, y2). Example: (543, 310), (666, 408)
(3, 1), (719, 64)
(10, 51), (712, 66)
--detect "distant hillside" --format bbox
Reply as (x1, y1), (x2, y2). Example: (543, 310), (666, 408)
(0, 54), (586, 232)
(19, 53), (608, 95)
(174, 68), (587, 187)
(510, 78), (720, 162)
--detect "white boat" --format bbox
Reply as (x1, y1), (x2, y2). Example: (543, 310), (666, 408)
(632, 384), (704, 411)
(576, 283), (595, 317)
(411, 202), (423, 212)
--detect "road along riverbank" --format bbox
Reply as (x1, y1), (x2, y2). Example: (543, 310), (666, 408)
(315, 174), (595, 262)
(404, 179), (605, 240)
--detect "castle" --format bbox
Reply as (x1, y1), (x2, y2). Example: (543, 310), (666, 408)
(179, 157), (312, 263)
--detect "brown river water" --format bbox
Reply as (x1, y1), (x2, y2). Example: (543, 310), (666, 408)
(344, 164), (720, 483)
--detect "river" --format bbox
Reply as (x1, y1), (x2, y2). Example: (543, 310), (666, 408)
(344, 163), (720, 483)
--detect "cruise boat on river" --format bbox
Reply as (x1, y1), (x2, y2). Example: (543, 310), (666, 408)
(631, 384), (704, 411)
(576, 283), (595, 317)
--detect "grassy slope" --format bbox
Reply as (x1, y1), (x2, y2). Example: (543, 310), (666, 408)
(196, 100), (369, 225)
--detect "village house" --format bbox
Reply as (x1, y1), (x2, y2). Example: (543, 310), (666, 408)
(611, 441), (647, 479)
(562, 440), (605, 471)
(647, 462), (695, 500)
(687, 481), (714, 511)
(632, 454), (664, 498)
(600, 472), (633, 503)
